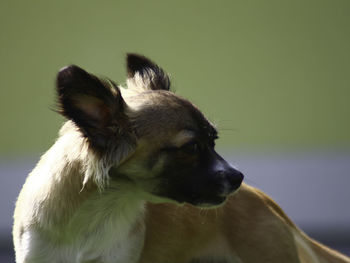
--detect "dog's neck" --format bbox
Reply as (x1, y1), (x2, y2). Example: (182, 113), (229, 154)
(28, 125), (145, 241)
(19, 127), (146, 262)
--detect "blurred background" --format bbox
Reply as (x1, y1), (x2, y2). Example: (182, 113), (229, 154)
(1, 0), (349, 261)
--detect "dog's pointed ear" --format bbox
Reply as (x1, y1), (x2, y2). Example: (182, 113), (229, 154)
(56, 65), (130, 151)
(126, 53), (170, 91)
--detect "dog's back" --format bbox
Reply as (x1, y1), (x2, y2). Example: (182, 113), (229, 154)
(140, 184), (349, 263)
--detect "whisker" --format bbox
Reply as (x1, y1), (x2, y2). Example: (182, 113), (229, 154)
(219, 128), (239, 132)
(243, 176), (260, 188)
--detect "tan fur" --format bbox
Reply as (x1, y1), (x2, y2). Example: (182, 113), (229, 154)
(13, 55), (350, 263)
(139, 184), (349, 263)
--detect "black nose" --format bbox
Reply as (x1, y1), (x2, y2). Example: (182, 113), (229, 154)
(226, 169), (244, 191)
(216, 168), (244, 194)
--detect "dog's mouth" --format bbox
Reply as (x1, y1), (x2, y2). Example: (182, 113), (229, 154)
(189, 195), (227, 208)
(155, 186), (238, 208)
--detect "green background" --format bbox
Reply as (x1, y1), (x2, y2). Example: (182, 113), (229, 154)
(1, 0), (349, 155)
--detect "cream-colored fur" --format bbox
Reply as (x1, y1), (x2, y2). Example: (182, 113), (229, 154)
(13, 123), (145, 263)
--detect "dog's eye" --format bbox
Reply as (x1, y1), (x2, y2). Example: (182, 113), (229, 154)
(180, 141), (200, 154)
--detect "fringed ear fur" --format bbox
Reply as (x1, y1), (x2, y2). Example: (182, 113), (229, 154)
(56, 65), (131, 153)
(126, 53), (171, 91)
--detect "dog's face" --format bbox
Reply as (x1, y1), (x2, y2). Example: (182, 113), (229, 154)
(56, 54), (243, 207)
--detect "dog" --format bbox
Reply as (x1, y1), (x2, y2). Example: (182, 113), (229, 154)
(13, 54), (350, 263)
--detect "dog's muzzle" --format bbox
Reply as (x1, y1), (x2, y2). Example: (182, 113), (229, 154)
(217, 167), (244, 197)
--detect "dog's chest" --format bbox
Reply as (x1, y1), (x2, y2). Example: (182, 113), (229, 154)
(66, 193), (145, 263)
(25, 227), (144, 263)
(73, 232), (144, 263)
(31, 192), (146, 263)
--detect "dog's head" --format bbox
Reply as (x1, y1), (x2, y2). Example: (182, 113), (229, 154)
(57, 54), (243, 207)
